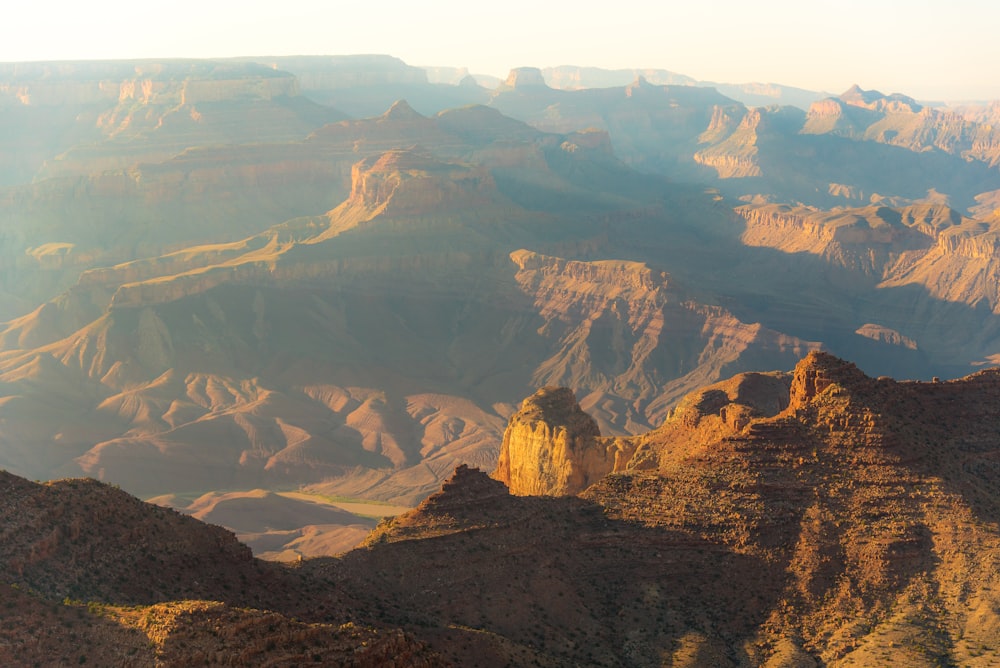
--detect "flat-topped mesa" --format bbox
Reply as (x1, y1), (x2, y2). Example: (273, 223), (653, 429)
(500, 67), (549, 91)
(0, 61), (299, 107)
(493, 387), (634, 496)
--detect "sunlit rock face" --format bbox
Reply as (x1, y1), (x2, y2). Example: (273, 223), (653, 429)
(493, 386), (629, 496)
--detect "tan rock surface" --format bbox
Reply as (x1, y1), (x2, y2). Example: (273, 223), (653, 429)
(493, 386), (633, 496)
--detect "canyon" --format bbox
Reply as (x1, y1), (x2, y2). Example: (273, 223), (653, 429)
(0, 54), (999, 572)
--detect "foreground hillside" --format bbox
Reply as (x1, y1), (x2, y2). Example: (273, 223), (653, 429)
(1, 352), (998, 665)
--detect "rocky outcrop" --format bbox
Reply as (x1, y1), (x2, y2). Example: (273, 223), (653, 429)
(839, 84), (922, 113)
(493, 387), (634, 496)
(7, 354), (1000, 666)
(786, 350), (868, 410)
(663, 370), (793, 432)
(801, 86), (1000, 167)
(855, 323), (918, 350)
(330, 353), (1000, 665)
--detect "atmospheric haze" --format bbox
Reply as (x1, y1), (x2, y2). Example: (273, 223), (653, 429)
(6, 0), (1000, 101)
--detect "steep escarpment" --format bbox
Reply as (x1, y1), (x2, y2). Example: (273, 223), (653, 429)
(803, 85), (1000, 167)
(511, 249), (819, 429)
(598, 353), (1000, 664)
(720, 198), (1000, 378)
(736, 203), (934, 275)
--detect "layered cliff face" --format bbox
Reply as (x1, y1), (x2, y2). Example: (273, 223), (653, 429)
(2, 56), (1000, 666)
(511, 249), (819, 429)
(736, 202), (934, 275)
(802, 85), (1000, 167)
(3, 60), (1000, 563)
(734, 199), (1000, 367)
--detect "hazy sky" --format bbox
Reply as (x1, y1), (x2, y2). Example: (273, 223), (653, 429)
(6, 0), (999, 100)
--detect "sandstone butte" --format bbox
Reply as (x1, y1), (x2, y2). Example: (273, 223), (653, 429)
(494, 385), (636, 496)
(2, 350), (999, 665)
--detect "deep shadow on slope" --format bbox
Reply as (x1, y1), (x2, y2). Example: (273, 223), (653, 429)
(583, 354), (1000, 664)
(302, 466), (789, 667)
(752, 132), (999, 211)
(603, 197), (1000, 380)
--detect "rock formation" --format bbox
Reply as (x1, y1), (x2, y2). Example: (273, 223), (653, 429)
(323, 351), (1000, 664)
(493, 386), (633, 495)
(499, 67), (550, 91)
(800, 85), (1000, 168)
